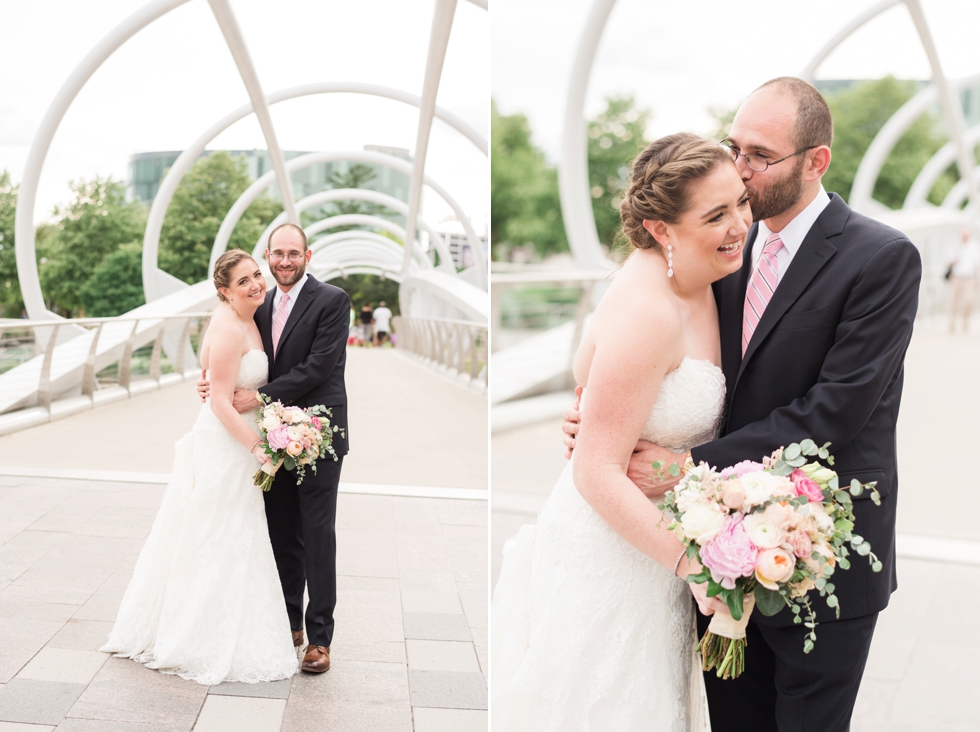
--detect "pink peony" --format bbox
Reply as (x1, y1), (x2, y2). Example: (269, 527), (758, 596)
(699, 515), (759, 590)
(267, 425), (290, 451)
(720, 460), (766, 479)
(791, 469), (824, 504)
(788, 530), (813, 559)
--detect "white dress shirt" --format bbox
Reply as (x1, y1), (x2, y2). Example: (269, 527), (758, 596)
(272, 272), (308, 319)
(751, 186), (831, 286)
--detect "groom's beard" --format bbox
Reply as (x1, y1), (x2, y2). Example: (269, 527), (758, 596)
(748, 157), (805, 223)
(272, 260), (306, 287)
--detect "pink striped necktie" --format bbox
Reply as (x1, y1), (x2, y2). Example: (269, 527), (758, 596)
(742, 233), (784, 356)
(272, 291), (290, 355)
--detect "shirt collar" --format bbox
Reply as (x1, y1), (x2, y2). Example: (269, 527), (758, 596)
(275, 272), (308, 304)
(756, 185), (831, 258)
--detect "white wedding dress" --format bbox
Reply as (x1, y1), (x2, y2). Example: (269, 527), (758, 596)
(102, 349), (298, 684)
(491, 357), (726, 731)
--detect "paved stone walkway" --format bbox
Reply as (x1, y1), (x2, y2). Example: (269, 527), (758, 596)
(0, 348), (488, 731)
(491, 321), (980, 732)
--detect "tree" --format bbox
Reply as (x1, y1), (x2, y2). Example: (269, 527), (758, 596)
(307, 163), (383, 227)
(330, 273), (399, 315)
(39, 176), (147, 316)
(159, 151), (280, 285)
(0, 171), (21, 318)
(587, 95), (651, 249)
(490, 100), (566, 258)
(823, 76), (955, 209)
(79, 242), (145, 316)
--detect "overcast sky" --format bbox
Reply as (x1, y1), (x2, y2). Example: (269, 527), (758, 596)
(0, 0), (489, 230)
(492, 0), (980, 161)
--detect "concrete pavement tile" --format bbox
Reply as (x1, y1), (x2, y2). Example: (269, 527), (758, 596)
(889, 641), (977, 730)
(65, 657), (206, 727)
(47, 620), (113, 652)
(208, 678), (292, 699)
(73, 507), (157, 539)
(28, 501), (101, 534)
(0, 722), (55, 731)
(0, 679), (86, 726)
(406, 641), (480, 673)
(0, 616), (67, 683)
(473, 638), (487, 679)
(29, 535), (138, 576)
(456, 583), (488, 627)
(403, 613), (471, 642)
(407, 670), (487, 709)
(330, 639), (406, 664)
(71, 571), (132, 622)
(16, 649), (107, 685)
(434, 499), (487, 526)
(395, 534), (447, 555)
(336, 554), (399, 579)
(281, 661), (412, 732)
(54, 720), (185, 732)
(449, 565), (487, 585)
(336, 495), (394, 532)
(0, 531), (72, 585)
(192, 695), (285, 732)
(412, 707), (487, 732)
(0, 598), (78, 623)
(441, 524), (487, 552)
(401, 590), (462, 615)
(851, 676), (899, 732)
(396, 549), (453, 573)
(336, 574), (401, 593)
(333, 619), (404, 644)
(398, 570), (458, 592)
(863, 634), (915, 682)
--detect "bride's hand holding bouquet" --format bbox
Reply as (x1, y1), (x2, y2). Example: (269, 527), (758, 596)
(659, 440), (882, 679)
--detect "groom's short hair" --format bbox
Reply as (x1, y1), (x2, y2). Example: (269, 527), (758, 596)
(755, 77), (834, 151)
(268, 222), (308, 251)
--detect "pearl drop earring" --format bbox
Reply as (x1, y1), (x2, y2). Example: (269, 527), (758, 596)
(667, 244), (674, 278)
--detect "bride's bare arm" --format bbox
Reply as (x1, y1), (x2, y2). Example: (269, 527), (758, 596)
(572, 299), (687, 571)
(204, 322), (266, 459)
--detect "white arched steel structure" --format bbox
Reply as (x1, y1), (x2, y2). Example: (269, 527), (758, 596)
(304, 213), (406, 240)
(556, 0), (977, 273)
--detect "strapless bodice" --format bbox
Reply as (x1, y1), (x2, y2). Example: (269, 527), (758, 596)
(206, 349), (269, 392)
(640, 357), (726, 451)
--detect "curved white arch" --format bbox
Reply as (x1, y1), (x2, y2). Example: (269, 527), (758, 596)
(905, 124), (980, 208)
(311, 241), (411, 271)
(305, 213), (406, 240)
(942, 168), (980, 210)
(801, 0), (902, 83)
(850, 73), (980, 213)
(251, 189), (456, 274)
(557, 0), (619, 271)
(15, 0), (192, 319)
(317, 265), (405, 283)
(309, 230), (431, 271)
(143, 84), (487, 303)
(208, 149), (484, 286)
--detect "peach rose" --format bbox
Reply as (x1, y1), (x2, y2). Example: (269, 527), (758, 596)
(286, 441), (303, 457)
(755, 548), (797, 590)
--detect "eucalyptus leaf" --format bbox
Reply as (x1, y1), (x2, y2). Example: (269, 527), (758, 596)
(856, 543), (871, 556)
(872, 561), (883, 572)
(826, 595), (839, 608)
(800, 439), (817, 454)
(754, 587), (786, 617)
(783, 443), (802, 461)
(789, 455), (807, 467)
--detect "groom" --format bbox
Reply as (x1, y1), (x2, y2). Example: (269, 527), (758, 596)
(564, 77), (921, 731)
(199, 222), (351, 674)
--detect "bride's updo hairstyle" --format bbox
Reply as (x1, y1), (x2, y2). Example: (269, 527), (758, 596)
(620, 132), (731, 251)
(213, 249), (257, 302)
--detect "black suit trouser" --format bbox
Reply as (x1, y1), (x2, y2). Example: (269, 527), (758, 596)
(264, 456), (343, 648)
(697, 605), (877, 732)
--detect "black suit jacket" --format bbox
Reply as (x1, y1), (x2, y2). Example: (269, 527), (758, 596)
(255, 275), (351, 457)
(690, 193), (921, 625)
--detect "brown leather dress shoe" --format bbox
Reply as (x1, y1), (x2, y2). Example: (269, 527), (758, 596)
(291, 630), (304, 648)
(302, 644), (330, 673)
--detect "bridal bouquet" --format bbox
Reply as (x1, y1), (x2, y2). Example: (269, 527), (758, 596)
(252, 397), (344, 492)
(658, 440), (882, 679)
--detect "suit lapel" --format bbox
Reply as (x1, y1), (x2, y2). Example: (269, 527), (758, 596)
(719, 224), (756, 399)
(275, 276), (317, 356)
(257, 291), (275, 361)
(735, 195), (848, 383)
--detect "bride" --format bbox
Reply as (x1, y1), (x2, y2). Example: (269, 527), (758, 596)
(101, 249), (298, 684)
(491, 133), (750, 730)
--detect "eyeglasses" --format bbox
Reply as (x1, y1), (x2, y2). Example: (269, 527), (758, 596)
(721, 140), (815, 173)
(268, 251), (305, 262)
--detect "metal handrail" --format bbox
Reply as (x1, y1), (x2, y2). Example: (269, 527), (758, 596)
(392, 315), (488, 389)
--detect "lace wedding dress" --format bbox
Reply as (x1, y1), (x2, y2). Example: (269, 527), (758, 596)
(491, 357), (726, 731)
(102, 349), (298, 684)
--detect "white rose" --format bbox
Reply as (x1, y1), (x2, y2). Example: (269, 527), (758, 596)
(741, 472), (783, 507)
(287, 425), (302, 441)
(262, 414), (280, 431)
(743, 513), (785, 549)
(680, 503), (726, 544)
(674, 481), (706, 513)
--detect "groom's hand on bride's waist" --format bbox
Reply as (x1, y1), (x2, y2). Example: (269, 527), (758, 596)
(561, 386), (584, 459)
(627, 442), (684, 499)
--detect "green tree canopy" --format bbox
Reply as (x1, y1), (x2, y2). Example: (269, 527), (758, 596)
(39, 176), (147, 316)
(823, 76), (956, 208)
(159, 151), (280, 284)
(0, 171), (20, 318)
(330, 273), (399, 315)
(490, 100), (566, 258)
(587, 95), (650, 249)
(79, 242), (145, 317)
(306, 163), (383, 228)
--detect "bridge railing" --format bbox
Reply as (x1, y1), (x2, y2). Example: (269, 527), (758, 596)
(392, 315), (488, 392)
(0, 313), (211, 434)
